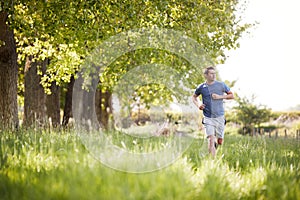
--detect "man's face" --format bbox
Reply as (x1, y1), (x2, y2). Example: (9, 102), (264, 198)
(205, 69), (216, 82)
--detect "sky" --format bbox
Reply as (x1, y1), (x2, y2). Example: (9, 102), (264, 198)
(217, 0), (300, 111)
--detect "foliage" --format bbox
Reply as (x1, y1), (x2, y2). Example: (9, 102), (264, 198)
(273, 111), (300, 119)
(130, 108), (151, 125)
(7, 0), (253, 97)
(293, 122), (300, 130)
(288, 104), (300, 111)
(0, 129), (299, 200)
(230, 95), (274, 130)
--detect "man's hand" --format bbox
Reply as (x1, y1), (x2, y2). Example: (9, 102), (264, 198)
(199, 104), (205, 110)
(212, 92), (234, 100)
(211, 93), (223, 100)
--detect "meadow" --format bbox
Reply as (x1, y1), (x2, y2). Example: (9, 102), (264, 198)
(0, 128), (299, 200)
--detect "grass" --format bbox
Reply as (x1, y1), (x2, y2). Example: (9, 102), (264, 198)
(0, 128), (299, 200)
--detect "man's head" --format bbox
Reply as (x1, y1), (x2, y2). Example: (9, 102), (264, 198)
(204, 66), (216, 83)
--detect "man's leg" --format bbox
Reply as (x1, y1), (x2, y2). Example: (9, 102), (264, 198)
(207, 135), (216, 157)
(204, 121), (216, 157)
(216, 117), (226, 145)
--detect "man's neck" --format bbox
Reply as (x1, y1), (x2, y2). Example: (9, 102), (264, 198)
(206, 80), (215, 85)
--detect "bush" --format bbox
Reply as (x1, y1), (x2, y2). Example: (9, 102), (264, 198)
(131, 109), (151, 125)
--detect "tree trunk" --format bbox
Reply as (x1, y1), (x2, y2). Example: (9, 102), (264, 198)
(62, 75), (75, 127)
(23, 57), (47, 127)
(0, 11), (19, 129)
(95, 88), (113, 130)
(46, 81), (60, 127)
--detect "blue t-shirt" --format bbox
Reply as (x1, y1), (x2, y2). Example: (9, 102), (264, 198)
(194, 81), (230, 118)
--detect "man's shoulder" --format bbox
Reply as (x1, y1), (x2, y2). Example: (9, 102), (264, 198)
(197, 83), (207, 89)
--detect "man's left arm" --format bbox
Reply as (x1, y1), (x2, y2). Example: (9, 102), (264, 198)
(211, 91), (234, 100)
(211, 82), (234, 100)
(224, 91), (234, 99)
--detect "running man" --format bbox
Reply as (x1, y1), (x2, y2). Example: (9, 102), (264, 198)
(192, 66), (234, 157)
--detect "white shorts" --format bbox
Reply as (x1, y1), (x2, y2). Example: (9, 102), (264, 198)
(202, 116), (225, 139)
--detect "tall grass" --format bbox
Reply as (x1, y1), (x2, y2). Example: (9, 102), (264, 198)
(0, 129), (299, 200)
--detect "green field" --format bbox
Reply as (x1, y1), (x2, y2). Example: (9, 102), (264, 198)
(0, 129), (299, 200)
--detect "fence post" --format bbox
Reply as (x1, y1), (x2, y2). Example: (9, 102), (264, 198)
(285, 129), (287, 138)
(269, 131), (271, 138)
(275, 130), (278, 139)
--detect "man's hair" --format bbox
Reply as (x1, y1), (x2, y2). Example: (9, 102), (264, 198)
(204, 66), (215, 74)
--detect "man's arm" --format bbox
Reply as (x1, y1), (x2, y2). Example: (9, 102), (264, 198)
(211, 91), (234, 100)
(192, 94), (205, 110)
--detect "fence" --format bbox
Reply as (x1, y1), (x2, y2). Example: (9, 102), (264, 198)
(248, 127), (300, 139)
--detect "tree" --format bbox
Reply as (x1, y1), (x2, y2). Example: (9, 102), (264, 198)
(62, 75), (75, 127)
(231, 95), (273, 134)
(23, 57), (50, 127)
(46, 81), (60, 127)
(0, 5), (19, 129)
(7, 0), (253, 128)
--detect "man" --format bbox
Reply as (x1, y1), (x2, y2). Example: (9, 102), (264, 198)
(192, 66), (234, 157)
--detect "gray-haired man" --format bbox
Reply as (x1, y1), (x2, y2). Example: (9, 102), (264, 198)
(192, 66), (234, 157)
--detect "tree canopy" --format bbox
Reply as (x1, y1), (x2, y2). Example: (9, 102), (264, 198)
(10, 0), (251, 86)
(0, 0), (253, 128)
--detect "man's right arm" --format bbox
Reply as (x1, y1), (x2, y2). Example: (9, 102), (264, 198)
(192, 94), (205, 110)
